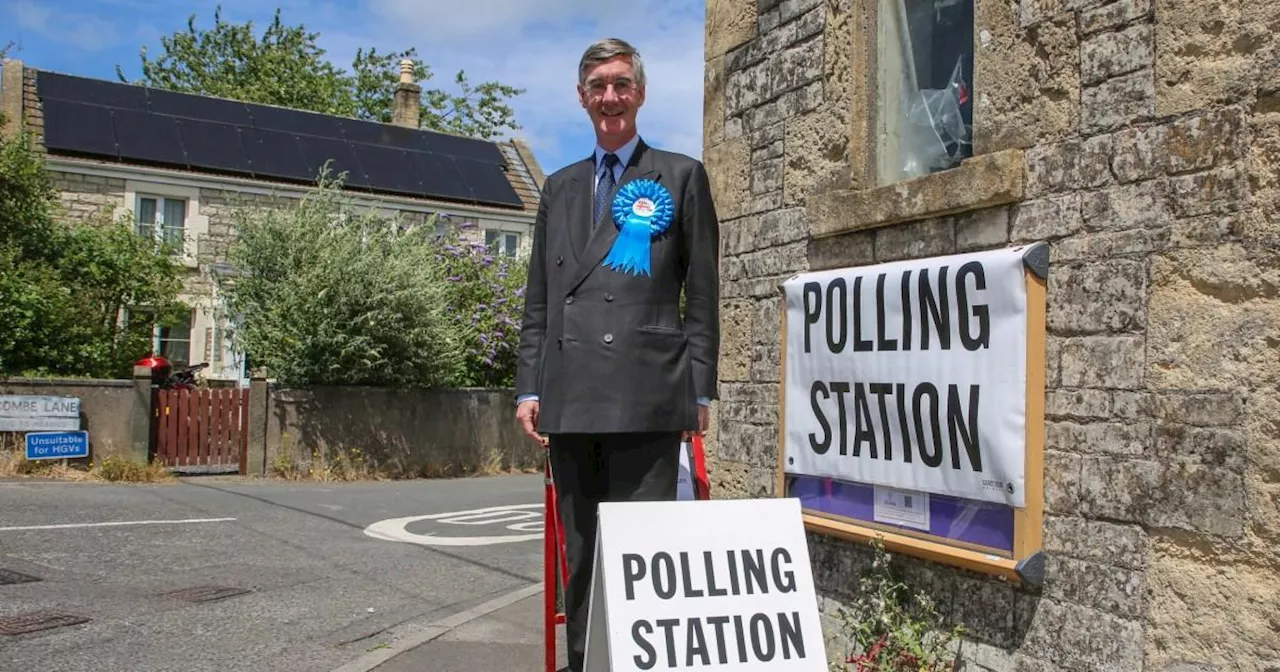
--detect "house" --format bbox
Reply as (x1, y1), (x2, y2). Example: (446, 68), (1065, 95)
(0, 58), (544, 385)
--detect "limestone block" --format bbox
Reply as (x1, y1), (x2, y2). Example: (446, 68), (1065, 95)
(706, 0), (757, 61)
(1169, 165), (1249, 217)
(719, 382), (779, 425)
(703, 135), (750, 220)
(1147, 246), (1280, 390)
(1044, 449), (1083, 514)
(1154, 423), (1248, 471)
(1110, 123), (1168, 183)
(1046, 388), (1112, 420)
(975, 9), (1078, 152)
(873, 217), (955, 262)
(1082, 68), (1156, 135)
(806, 229), (875, 271)
(1145, 537), (1280, 669)
(1017, 598), (1144, 670)
(1079, 0), (1151, 34)
(1011, 193), (1083, 242)
(1079, 456), (1247, 536)
(1047, 420), (1151, 457)
(1025, 136), (1112, 198)
(1164, 106), (1246, 174)
(1042, 555), (1146, 619)
(716, 421), (776, 468)
(1154, 0), (1276, 116)
(1047, 258), (1147, 333)
(1060, 335), (1146, 389)
(1050, 227), (1172, 262)
(704, 56), (725, 149)
(1081, 23), (1154, 86)
(719, 298), (755, 382)
(954, 206), (1011, 251)
(1042, 515), (1148, 570)
(783, 107), (850, 207)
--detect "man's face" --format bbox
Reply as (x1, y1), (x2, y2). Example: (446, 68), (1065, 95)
(578, 55), (645, 144)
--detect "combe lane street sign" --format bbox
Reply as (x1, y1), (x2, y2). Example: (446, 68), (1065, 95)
(0, 395), (82, 432)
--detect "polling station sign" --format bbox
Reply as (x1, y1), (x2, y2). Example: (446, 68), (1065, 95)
(782, 246), (1037, 508)
(582, 498), (826, 671)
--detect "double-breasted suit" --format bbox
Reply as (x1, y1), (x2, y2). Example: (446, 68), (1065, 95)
(514, 136), (720, 671)
(514, 137), (720, 431)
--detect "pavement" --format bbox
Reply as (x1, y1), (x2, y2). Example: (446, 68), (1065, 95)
(0, 473), (564, 672)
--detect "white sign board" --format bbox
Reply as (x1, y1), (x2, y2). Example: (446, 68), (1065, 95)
(782, 246), (1033, 507)
(0, 395), (81, 432)
(583, 498), (827, 671)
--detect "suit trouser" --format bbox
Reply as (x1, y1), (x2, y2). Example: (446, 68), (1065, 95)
(548, 431), (681, 672)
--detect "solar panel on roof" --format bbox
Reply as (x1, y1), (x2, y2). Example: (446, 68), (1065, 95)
(453, 158), (523, 207)
(248, 102), (347, 139)
(239, 128), (314, 182)
(425, 131), (506, 166)
(37, 72), (148, 110)
(34, 70), (527, 208)
(354, 144), (421, 196)
(113, 108), (188, 166)
(147, 88), (253, 126)
(408, 152), (474, 203)
(40, 99), (118, 158)
(177, 119), (252, 174)
(297, 137), (370, 188)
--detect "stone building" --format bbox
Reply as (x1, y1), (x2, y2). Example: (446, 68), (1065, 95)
(703, 0), (1277, 669)
(0, 59), (544, 385)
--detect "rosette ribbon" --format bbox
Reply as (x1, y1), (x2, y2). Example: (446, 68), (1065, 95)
(603, 178), (675, 277)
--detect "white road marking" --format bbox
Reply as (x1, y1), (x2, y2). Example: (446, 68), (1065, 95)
(0, 517), (237, 532)
(363, 503), (543, 547)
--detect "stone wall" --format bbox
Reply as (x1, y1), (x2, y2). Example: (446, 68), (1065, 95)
(702, 0), (1278, 670)
(263, 386), (541, 478)
(0, 377), (146, 462)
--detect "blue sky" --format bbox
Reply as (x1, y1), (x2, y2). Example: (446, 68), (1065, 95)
(1, 0), (707, 174)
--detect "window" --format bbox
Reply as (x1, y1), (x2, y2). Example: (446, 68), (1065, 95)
(485, 230), (521, 258)
(156, 309), (194, 369)
(136, 195), (187, 252)
(875, 0), (974, 186)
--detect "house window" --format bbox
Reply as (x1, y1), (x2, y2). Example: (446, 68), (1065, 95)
(136, 196), (187, 252)
(875, 0), (974, 186)
(156, 309), (194, 369)
(485, 230), (521, 258)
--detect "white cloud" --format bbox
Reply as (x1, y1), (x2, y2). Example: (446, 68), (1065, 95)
(9, 0), (129, 51)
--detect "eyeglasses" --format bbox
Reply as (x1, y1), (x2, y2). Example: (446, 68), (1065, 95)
(583, 77), (636, 98)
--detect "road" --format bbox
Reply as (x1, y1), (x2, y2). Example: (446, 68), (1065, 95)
(0, 474), (546, 672)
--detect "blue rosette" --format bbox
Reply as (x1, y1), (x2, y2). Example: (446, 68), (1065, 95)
(604, 179), (675, 276)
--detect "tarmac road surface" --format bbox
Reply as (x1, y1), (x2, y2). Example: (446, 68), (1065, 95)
(0, 473), (546, 672)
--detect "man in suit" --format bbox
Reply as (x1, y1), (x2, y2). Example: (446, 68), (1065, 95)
(513, 37), (720, 672)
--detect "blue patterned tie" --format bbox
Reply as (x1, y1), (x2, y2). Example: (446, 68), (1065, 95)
(594, 153), (619, 230)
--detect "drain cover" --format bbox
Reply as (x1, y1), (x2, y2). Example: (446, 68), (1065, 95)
(165, 586), (250, 603)
(0, 569), (41, 586)
(0, 612), (90, 636)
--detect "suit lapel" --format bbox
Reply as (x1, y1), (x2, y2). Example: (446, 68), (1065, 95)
(567, 140), (660, 295)
(563, 158), (594, 264)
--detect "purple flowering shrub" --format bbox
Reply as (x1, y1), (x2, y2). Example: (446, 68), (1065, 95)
(432, 222), (528, 388)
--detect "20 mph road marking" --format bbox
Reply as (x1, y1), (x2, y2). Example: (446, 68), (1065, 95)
(0, 517), (237, 532)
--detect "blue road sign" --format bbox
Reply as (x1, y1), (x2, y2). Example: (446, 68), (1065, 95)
(25, 431), (90, 460)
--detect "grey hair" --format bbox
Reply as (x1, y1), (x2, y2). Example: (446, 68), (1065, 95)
(578, 38), (645, 87)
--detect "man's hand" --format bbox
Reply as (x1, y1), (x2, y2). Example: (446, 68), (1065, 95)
(516, 400), (547, 446)
(683, 405), (710, 441)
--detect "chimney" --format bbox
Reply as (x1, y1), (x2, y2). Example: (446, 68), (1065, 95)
(391, 59), (421, 129)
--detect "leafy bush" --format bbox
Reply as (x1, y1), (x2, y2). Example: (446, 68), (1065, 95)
(0, 124), (185, 378)
(830, 537), (965, 672)
(221, 171), (468, 388)
(433, 222), (528, 387)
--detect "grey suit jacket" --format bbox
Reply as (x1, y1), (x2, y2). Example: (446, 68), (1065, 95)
(514, 139), (720, 435)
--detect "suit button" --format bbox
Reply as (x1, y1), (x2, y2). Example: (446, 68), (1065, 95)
(565, 295), (574, 305)
(556, 256), (563, 266)
(604, 293), (613, 302)
(603, 333), (613, 344)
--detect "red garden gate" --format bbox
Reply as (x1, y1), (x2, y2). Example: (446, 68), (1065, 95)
(153, 387), (249, 474)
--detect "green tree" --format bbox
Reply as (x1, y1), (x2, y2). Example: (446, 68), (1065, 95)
(220, 170), (468, 388)
(0, 125), (185, 378)
(116, 6), (522, 140)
